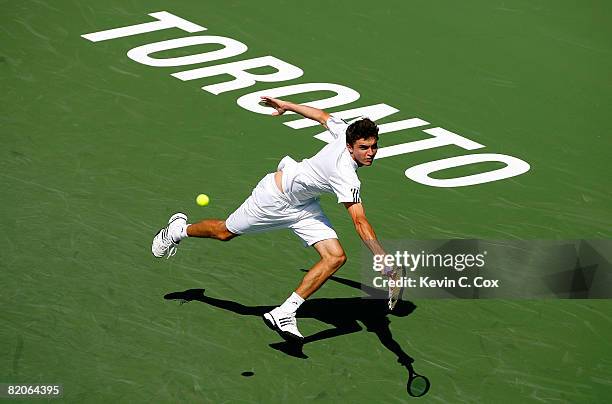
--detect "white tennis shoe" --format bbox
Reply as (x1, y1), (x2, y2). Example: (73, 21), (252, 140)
(151, 213), (187, 258)
(263, 307), (304, 343)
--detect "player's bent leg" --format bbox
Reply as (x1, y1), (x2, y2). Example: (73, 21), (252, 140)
(296, 238), (347, 299)
(152, 214), (238, 258)
(187, 219), (237, 241)
(263, 239), (346, 343)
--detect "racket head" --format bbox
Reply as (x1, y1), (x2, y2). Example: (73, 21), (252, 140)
(406, 373), (430, 397)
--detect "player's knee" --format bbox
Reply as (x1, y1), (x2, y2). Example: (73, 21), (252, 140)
(338, 253), (347, 267)
(325, 252), (347, 269)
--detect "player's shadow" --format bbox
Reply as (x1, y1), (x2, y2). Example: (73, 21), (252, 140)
(165, 272), (418, 374)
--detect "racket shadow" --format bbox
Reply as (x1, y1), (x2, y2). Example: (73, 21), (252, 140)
(164, 272), (426, 390)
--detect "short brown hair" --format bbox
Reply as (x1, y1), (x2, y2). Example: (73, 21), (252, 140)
(346, 118), (379, 145)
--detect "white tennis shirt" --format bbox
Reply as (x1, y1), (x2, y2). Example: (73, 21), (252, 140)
(280, 116), (362, 206)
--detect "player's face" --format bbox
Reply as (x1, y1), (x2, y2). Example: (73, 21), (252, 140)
(348, 137), (378, 167)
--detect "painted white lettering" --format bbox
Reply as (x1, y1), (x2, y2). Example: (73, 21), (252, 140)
(127, 36), (247, 67)
(376, 127), (483, 159)
(81, 11), (206, 42)
(404, 153), (531, 187)
(172, 56), (304, 95)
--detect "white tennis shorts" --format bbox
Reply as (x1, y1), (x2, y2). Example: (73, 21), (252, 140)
(225, 173), (338, 246)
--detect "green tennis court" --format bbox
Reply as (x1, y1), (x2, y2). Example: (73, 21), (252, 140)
(2, 1), (611, 402)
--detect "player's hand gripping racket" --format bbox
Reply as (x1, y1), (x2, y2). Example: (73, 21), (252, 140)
(406, 363), (431, 397)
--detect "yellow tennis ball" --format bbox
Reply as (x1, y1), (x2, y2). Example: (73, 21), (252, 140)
(196, 194), (210, 206)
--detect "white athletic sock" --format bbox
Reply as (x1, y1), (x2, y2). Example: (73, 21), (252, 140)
(180, 224), (190, 240)
(279, 292), (305, 314)
(171, 223), (189, 243)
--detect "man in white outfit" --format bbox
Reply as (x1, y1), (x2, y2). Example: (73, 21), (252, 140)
(152, 96), (391, 343)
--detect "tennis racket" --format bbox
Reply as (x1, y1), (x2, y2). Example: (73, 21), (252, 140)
(387, 266), (404, 311)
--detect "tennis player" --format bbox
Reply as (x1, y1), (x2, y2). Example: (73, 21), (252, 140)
(152, 96), (392, 343)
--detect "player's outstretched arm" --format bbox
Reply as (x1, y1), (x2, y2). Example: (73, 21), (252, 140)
(260, 96), (331, 127)
(346, 202), (401, 310)
(344, 202), (386, 257)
